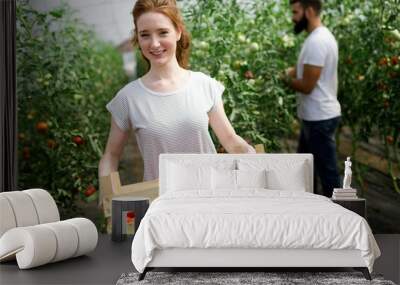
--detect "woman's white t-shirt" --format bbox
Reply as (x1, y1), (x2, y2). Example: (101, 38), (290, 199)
(106, 71), (224, 181)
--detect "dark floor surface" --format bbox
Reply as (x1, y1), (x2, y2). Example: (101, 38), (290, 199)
(0, 234), (134, 285)
(1, 234), (398, 285)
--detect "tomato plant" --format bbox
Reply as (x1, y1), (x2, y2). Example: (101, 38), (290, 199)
(16, 3), (127, 217)
(183, 0), (399, 193)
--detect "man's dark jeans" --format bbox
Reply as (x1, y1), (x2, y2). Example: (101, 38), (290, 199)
(297, 116), (341, 197)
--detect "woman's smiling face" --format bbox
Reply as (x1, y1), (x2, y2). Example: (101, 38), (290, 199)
(136, 12), (181, 67)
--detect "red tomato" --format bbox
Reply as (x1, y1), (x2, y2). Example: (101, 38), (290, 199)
(72, 135), (84, 145)
(47, 139), (56, 149)
(36, 121), (48, 133)
(386, 135), (394, 145)
(22, 147), (30, 160)
(84, 185), (96, 197)
(378, 57), (388, 66)
(391, 56), (399, 66)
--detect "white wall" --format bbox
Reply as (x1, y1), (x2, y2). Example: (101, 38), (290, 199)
(28, 0), (135, 46)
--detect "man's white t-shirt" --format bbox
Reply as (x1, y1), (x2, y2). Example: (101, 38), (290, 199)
(296, 26), (341, 121)
(106, 71), (223, 181)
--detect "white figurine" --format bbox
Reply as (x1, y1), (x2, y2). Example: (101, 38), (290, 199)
(343, 157), (352, 189)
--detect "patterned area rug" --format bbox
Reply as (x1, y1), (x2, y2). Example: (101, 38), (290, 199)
(116, 271), (396, 285)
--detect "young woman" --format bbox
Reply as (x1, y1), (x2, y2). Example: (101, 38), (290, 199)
(98, 0), (255, 186)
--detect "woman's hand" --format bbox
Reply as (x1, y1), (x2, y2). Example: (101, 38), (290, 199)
(245, 144), (256, 154)
(230, 142), (256, 154)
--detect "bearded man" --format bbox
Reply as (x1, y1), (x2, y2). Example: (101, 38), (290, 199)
(284, 0), (341, 197)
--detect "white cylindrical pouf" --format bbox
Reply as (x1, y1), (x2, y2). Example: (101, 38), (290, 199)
(0, 226), (57, 269)
(24, 189), (60, 223)
(17, 226), (57, 269)
(1, 192), (39, 227)
(42, 221), (79, 263)
(0, 195), (16, 237)
(65, 218), (98, 257)
(0, 227), (23, 261)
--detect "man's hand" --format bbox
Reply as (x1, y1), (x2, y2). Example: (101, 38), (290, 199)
(283, 64), (322, 94)
(285, 67), (296, 78)
(281, 66), (296, 86)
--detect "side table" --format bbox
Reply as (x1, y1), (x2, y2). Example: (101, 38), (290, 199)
(112, 196), (149, 242)
(331, 198), (366, 219)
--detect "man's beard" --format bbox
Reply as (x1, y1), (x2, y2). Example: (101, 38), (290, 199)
(294, 15), (308, 34)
